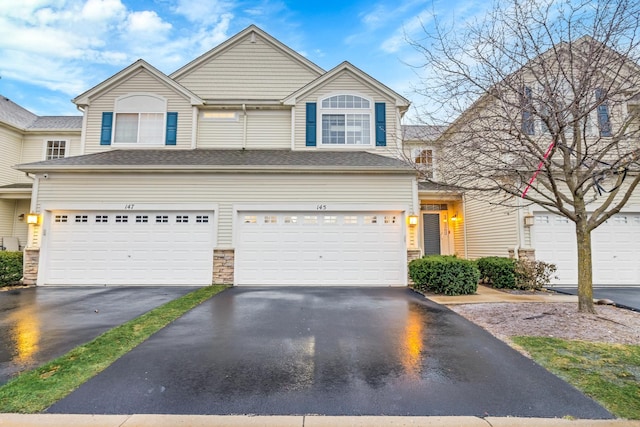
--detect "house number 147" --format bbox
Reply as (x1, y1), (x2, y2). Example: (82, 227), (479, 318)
(124, 204), (135, 210)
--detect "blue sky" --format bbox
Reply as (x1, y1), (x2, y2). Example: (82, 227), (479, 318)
(0, 0), (484, 121)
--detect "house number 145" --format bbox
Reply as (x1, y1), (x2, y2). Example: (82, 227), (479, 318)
(316, 204), (327, 210)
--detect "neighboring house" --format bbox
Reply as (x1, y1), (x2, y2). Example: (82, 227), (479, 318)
(401, 125), (467, 258)
(0, 96), (81, 251)
(423, 38), (640, 287)
(15, 25), (421, 287)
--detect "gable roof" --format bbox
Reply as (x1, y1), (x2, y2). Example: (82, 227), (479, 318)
(0, 95), (81, 131)
(0, 95), (38, 129)
(16, 149), (414, 174)
(73, 59), (204, 106)
(282, 61), (411, 110)
(170, 25), (325, 81)
(403, 125), (447, 142)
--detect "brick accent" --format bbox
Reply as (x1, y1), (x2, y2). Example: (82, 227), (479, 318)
(23, 248), (40, 285)
(213, 249), (235, 285)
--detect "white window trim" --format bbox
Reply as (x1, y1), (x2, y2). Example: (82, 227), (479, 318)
(317, 93), (374, 148)
(42, 139), (69, 160)
(112, 93), (167, 147)
(412, 146), (436, 180)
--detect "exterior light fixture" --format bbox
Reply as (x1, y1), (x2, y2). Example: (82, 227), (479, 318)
(451, 214), (459, 222)
(523, 214), (535, 227)
(26, 213), (40, 225)
(408, 215), (418, 226)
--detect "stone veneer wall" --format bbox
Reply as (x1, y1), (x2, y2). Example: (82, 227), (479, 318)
(23, 248), (39, 285)
(213, 249), (235, 284)
(508, 248), (536, 260)
(407, 249), (422, 286)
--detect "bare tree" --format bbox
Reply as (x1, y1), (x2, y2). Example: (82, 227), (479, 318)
(410, 0), (640, 312)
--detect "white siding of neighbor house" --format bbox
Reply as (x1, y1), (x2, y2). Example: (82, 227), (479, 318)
(197, 109), (291, 149)
(0, 126), (23, 185)
(83, 70), (194, 154)
(293, 71), (400, 154)
(174, 33), (320, 100)
(0, 199), (29, 248)
(451, 200), (466, 256)
(34, 173), (414, 247)
(464, 196), (519, 259)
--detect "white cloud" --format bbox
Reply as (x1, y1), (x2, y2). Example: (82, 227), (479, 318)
(174, 0), (234, 24)
(81, 0), (126, 21)
(126, 10), (172, 35)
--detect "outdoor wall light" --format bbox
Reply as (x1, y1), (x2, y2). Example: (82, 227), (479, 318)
(523, 214), (535, 227)
(26, 213), (40, 225)
(408, 215), (418, 226)
(451, 213), (459, 222)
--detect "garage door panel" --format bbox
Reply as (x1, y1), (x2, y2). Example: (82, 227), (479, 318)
(45, 210), (215, 286)
(236, 211), (405, 286)
(534, 212), (640, 286)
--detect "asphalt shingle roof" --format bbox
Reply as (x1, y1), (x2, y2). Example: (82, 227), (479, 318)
(0, 95), (82, 130)
(402, 125), (447, 141)
(17, 149), (415, 172)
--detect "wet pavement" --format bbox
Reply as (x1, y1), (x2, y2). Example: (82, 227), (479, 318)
(0, 286), (197, 384)
(553, 286), (640, 311)
(48, 287), (611, 418)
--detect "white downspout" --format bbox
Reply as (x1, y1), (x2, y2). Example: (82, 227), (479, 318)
(191, 106), (198, 149)
(514, 196), (525, 259)
(77, 105), (88, 155)
(242, 104), (247, 150)
(462, 193), (469, 259)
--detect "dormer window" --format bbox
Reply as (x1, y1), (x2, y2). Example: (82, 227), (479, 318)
(319, 95), (373, 146)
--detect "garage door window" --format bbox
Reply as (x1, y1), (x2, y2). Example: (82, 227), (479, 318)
(384, 215), (397, 224)
(75, 215), (88, 223)
(177, 215), (189, 223)
(304, 216), (318, 224)
(136, 215), (149, 223)
(344, 215), (357, 224)
(96, 215), (108, 223)
(115, 215), (128, 223)
(156, 215), (168, 223)
(284, 216), (297, 224)
(324, 215), (337, 224)
(264, 215), (277, 224)
(55, 215), (68, 223)
(364, 215), (378, 224)
(196, 215), (209, 223)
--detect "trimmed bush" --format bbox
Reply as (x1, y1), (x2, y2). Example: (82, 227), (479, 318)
(0, 251), (23, 287)
(476, 256), (517, 289)
(409, 255), (479, 295)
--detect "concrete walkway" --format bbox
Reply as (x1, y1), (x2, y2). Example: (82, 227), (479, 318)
(427, 285), (579, 305)
(0, 414), (638, 426)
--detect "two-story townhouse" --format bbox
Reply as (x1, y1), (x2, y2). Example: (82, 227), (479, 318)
(16, 25), (421, 287)
(0, 97), (81, 251)
(429, 36), (640, 287)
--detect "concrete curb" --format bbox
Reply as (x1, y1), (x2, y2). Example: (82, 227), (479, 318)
(0, 415), (638, 427)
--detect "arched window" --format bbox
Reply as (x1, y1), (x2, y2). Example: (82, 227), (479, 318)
(319, 95), (373, 145)
(113, 94), (166, 145)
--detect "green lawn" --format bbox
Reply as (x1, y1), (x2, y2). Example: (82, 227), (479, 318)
(0, 285), (227, 413)
(513, 336), (640, 419)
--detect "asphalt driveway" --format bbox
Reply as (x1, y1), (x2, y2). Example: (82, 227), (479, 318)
(553, 286), (640, 311)
(0, 286), (197, 385)
(48, 287), (610, 418)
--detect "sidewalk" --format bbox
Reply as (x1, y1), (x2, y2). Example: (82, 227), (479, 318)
(427, 285), (579, 305)
(0, 414), (638, 427)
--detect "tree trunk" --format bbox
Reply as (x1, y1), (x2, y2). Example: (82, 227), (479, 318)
(575, 221), (596, 313)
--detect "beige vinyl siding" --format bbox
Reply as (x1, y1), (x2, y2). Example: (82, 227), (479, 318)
(293, 71), (399, 154)
(464, 196), (519, 259)
(174, 34), (319, 100)
(0, 199), (29, 248)
(0, 126), (23, 185)
(451, 200), (466, 257)
(18, 133), (81, 183)
(197, 109), (290, 149)
(35, 173), (413, 247)
(84, 70), (194, 154)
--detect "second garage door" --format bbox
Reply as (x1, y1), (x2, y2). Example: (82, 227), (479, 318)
(235, 211), (406, 286)
(44, 210), (215, 285)
(533, 212), (640, 286)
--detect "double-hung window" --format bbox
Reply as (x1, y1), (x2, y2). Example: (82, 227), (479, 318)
(521, 86), (535, 135)
(45, 140), (67, 159)
(414, 148), (434, 179)
(320, 95), (372, 145)
(595, 88), (612, 137)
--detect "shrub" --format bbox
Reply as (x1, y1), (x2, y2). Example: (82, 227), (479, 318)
(409, 255), (479, 295)
(0, 251), (23, 287)
(515, 259), (558, 290)
(476, 256), (517, 289)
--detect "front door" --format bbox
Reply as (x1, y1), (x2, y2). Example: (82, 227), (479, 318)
(422, 213), (441, 256)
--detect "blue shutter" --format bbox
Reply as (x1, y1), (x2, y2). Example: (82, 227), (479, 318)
(165, 112), (178, 145)
(100, 112), (113, 145)
(306, 103), (317, 146)
(375, 102), (386, 146)
(595, 89), (612, 137)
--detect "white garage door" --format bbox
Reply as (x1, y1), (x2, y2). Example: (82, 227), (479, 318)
(235, 211), (406, 286)
(45, 211), (215, 285)
(533, 212), (640, 286)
